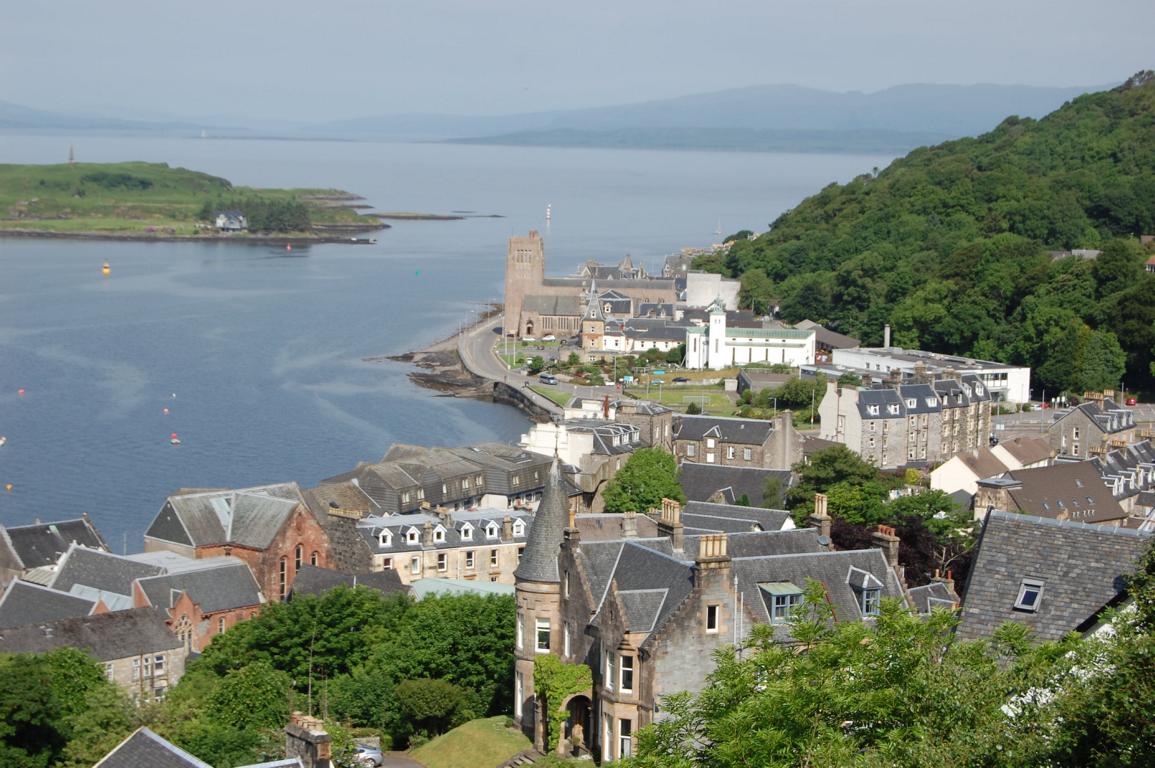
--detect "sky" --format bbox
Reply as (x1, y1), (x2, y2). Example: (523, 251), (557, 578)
(3, 0), (1153, 121)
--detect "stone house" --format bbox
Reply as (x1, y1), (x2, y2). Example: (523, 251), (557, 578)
(520, 419), (640, 511)
(674, 413), (801, 470)
(1048, 394), (1140, 460)
(133, 559), (265, 653)
(974, 461), (1129, 525)
(0, 516), (107, 590)
(356, 508), (532, 585)
(143, 483), (331, 602)
(514, 469), (915, 761)
(1092, 439), (1155, 516)
(0, 607), (186, 703)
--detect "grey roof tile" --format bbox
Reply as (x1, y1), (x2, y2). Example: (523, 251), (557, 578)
(95, 727), (212, 768)
(289, 565), (409, 599)
(0, 606), (181, 659)
(675, 415), (775, 445)
(50, 546), (164, 600)
(0, 580), (96, 629)
(957, 511), (1152, 642)
(136, 561), (264, 614)
(4, 518), (106, 569)
(678, 463), (793, 507)
(514, 462), (568, 583)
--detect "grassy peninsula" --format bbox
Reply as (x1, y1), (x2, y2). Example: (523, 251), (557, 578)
(0, 161), (384, 241)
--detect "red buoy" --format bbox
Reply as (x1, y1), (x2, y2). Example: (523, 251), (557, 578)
(17, 388), (25, 396)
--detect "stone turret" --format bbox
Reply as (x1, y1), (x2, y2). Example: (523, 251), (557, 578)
(514, 461), (568, 747)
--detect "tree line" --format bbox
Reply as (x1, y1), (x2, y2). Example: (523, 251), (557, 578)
(698, 74), (1155, 395)
(198, 196), (312, 233)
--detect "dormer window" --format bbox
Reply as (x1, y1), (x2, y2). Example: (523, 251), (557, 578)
(1015, 578), (1045, 612)
(859, 588), (881, 616)
(405, 527), (420, 545)
(925, 397), (937, 407)
(513, 519), (526, 537)
(461, 523), (474, 541)
(433, 525), (446, 543)
(486, 522), (500, 540)
(887, 404), (900, 415)
(868, 405), (880, 416)
(976, 384), (984, 395)
(761, 582), (804, 623)
(906, 398), (917, 408)
(378, 530), (393, 547)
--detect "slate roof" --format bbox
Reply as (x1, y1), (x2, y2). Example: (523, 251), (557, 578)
(855, 387), (906, 420)
(1003, 461), (1127, 524)
(50, 546), (164, 609)
(675, 415), (775, 446)
(733, 549), (907, 642)
(623, 318), (689, 342)
(678, 463), (793, 507)
(3, 517), (107, 569)
(957, 511), (1152, 642)
(1052, 398), (1135, 436)
(908, 581), (958, 614)
(289, 565), (408, 599)
(959, 448), (1010, 479)
(136, 560), (264, 614)
(690, 528), (823, 559)
(602, 543), (695, 645)
(95, 727), (212, 768)
(680, 501), (794, 534)
(147, 483), (303, 550)
(523, 295), (582, 316)
(997, 436), (1054, 467)
(795, 320), (860, 349)
(515, 461), (569, 583)
(574, 513), (659, 540)
(0, 580), (96, 629)
(357, 508), (531, 555)
(0, 606), (180, 659)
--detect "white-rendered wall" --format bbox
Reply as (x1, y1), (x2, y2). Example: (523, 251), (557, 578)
(685, 272), (740, 309)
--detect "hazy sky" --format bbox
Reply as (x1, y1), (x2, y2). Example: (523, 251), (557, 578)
(4, 0), (1152, 120)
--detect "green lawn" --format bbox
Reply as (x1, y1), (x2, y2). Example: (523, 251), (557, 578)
(409, 716), (531, 768)
(625, 385), (735, 415)
(529, 385), (573, 407)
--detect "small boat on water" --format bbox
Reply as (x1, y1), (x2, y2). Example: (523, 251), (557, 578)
(0, 436), (6, 447)
(102, 261), (111, 276)
(169, 432), (181, 446)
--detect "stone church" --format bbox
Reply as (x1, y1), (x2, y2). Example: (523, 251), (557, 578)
(503, 231), (678, 339)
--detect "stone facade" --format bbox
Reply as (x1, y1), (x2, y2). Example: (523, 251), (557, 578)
(673, 413), (801, 470)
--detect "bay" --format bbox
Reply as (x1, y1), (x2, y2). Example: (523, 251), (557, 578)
(0, 135), (893, 550)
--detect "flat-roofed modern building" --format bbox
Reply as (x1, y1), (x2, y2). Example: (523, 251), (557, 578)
(831, 347), (1030, 403)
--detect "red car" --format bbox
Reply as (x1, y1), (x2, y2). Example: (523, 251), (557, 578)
(1126, 397), (1138, 406)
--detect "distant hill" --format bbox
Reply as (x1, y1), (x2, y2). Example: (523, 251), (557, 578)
(446, 82), (1101, 153)
(2, 82), (1102, 153)
(699, 72), (1155, 394)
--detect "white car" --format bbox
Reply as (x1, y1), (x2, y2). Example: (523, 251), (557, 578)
(522, 336), (537, 342)
(542, 334), (557, 341)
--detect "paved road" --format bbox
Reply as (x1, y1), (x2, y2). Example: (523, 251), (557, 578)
(457, 320), (624, 416)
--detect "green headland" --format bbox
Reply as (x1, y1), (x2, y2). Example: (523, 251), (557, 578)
(0, 161), (385, 241)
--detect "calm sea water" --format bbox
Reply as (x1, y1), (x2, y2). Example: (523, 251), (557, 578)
(0, 136), (892, 550)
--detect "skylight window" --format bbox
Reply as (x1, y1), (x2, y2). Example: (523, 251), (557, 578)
(1014, 578), (1045, 612)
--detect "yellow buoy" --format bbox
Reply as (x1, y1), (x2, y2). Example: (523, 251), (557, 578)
(102, 261), (111, 276)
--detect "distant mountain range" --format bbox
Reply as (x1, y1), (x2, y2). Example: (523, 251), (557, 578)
(0, 82), (1106, 154)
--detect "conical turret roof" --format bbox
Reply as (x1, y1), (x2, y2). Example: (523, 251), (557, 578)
(514, 460), (568, 583)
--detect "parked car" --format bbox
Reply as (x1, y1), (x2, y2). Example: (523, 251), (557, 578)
(673, 376), (690, 383)
(353, 744), (384, 767)
(542, 334), (557, 341)
(522, 336), (537, 342)
(539, 373), (558, 385)
(1126, 397), (1138, 406)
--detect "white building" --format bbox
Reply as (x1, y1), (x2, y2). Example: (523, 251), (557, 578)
(832, 347), (1031, 403)
(685, 300), (815, 370)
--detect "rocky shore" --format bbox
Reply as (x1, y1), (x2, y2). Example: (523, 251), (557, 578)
(383, 348), (492, 398)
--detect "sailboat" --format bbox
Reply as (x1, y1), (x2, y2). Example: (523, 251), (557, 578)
(714, 220), (722, 236)
(546, 203), (552, 222)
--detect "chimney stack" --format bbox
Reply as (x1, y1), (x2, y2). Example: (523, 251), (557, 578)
(285, 712), (332, 768)
(695, 533), (729, 567)
(656, 498), (684, 553)
(502, 515), (514, 540)
(807, 493), (833, 545)
(883, 324), (891, 349)
(622, 509), (638, 539)
(422, 521), (433, 546)
(872, 524), (904, 584)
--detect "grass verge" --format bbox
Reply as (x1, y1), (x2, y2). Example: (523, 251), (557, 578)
(408, 716), (531, 768)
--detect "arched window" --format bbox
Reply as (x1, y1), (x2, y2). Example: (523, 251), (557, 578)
(295, 544), (303, 572)
(278, 557), (288, 599)
(310, 551), (319, 566)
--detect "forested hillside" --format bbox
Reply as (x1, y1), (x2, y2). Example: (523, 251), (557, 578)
(702, 72), (1155, 394)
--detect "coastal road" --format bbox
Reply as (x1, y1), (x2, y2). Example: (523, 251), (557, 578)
(456, 317), (625, 417)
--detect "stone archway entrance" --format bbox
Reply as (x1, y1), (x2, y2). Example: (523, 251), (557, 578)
(526, 320), (535, 336)
(561, 694), (592, 757)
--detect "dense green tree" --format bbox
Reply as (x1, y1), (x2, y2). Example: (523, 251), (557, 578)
(208, 662), (292, 732)
(738, 269), (776, 315)
(605, 448), (685, 513)
(395, 679), (476, 738)
(786, 445), (882, 519)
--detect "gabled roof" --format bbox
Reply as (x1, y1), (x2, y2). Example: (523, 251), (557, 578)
(0, 606), (181, 659)
(680, 501), (794, 535)
(0, 580), (97, 629)
(908, 581), (958, 614)
(856, 387), (905, 420)
(136, 560), (264, 614)
(678, 463), (793, 507)
(523, 295), (582, 316)
(289, 565), (408, 599)
(3, 517), (107, 569)
(996, 436), (1054, 467)
(957, 511), (1152, 642)
(675, 415), (775, 445)
(1004, 461), (1127, 524)
(795, 320), (860, 349)
(148, 484), (304, 550)
(95, 727), (212, 768)
(50, 546), (164, 609)
(958, 448), (1010, 479)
